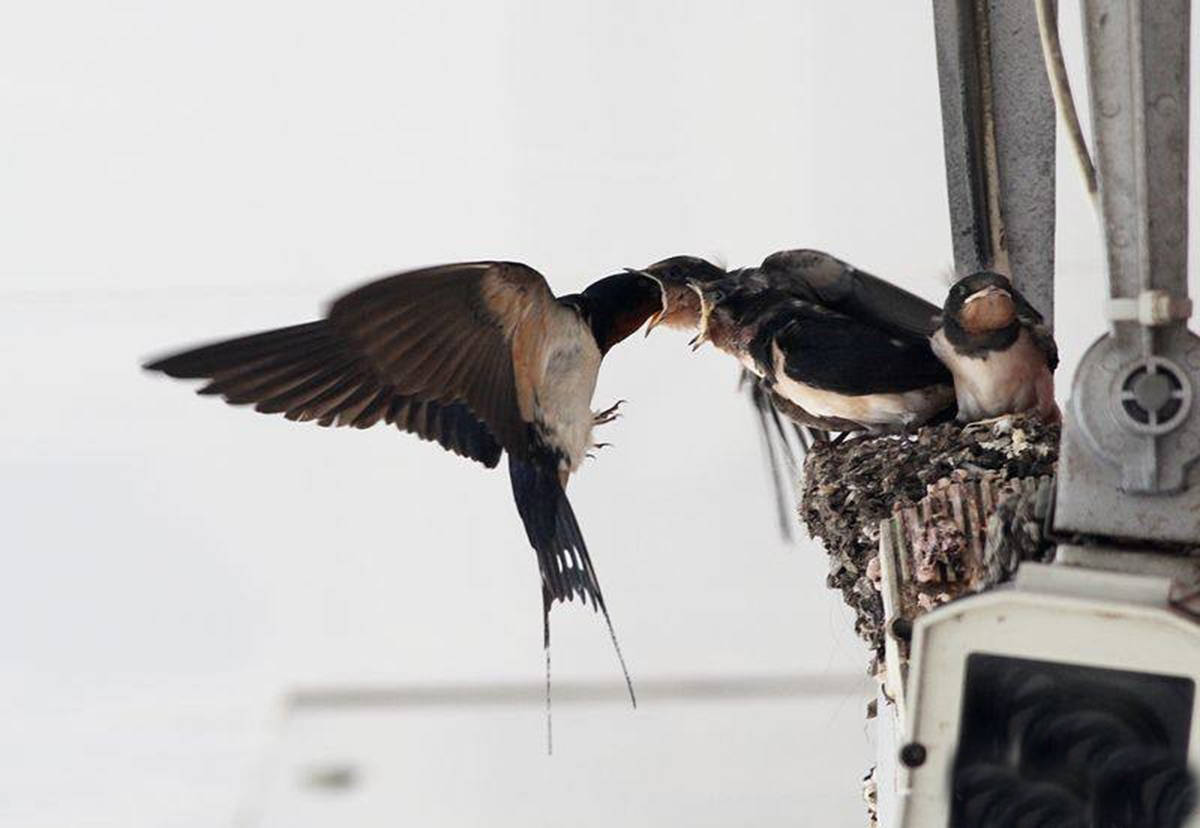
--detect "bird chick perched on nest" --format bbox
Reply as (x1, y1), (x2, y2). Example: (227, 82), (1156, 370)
(640, 255), (728, 334)
(689, 276), (956, 432)
(931, 271), (1059, 422)
(641, 249), (957, 433)
(645, 253), (1061, 430)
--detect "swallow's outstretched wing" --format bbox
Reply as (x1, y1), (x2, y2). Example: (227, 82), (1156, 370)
(144, 262), (558, 465)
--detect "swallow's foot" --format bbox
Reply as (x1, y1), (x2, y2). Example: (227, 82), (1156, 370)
(593, 400), (626, 426)
(963, 414), (1016, 434)
(585, 442), (613, 461)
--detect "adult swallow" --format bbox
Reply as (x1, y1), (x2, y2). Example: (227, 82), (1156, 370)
(930, 271), (1059, 422)
(144, 261), (665, 703)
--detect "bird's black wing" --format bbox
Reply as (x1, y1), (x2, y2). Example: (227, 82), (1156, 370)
(760, 249), (942, 339)
(1028, 323), (1059, 371)
(1011, 290), (1060, 371)
(144, 261), (561, 466)
(766, 303), (953, 395)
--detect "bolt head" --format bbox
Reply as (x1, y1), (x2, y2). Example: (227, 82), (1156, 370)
(899, 742), (927, 768)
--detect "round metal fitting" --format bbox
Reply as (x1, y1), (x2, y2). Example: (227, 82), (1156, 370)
(1112, 357), (1192, 435)
(899, 742), (927, 768)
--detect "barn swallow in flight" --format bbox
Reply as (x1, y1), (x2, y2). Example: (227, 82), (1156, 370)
(144, 261), (665, 706)
(930, 271), (1059, 422)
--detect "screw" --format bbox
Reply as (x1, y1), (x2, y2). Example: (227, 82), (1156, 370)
(890, 617), (913, 642)
(899, 742), (927, 768)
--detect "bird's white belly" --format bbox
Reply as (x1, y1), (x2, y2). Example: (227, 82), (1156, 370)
(534, 322), (602, 472)
(931, 329), (1051, 421)
(770, 343), (951, 428)
(773, 372), (950, 427)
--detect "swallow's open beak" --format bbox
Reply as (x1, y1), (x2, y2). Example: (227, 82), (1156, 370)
(627, 267), (668, 337)
(688, 282), (713, 350)
(645, 310), (665, 336)
(964, 284), (1012, 305)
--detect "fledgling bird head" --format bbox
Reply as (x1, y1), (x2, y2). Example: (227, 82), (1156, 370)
(687, 280), (724, 350)
(944, 271), (1018, 335)
(632, 256), (727, 335)
(687, 277), (756, 353)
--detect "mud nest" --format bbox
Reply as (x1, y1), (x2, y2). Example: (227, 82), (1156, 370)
(799, 415), (1060, 658)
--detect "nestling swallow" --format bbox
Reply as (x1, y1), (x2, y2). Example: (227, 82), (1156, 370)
(652, 248), (954, 432)
(690, 278), (955, 432)
(144, 261), (665, 703)
(638, 248), (955, 535)
(637, 255), (821, 536)
(640, 255), (728, 335)
(930, 271), (1059, 422)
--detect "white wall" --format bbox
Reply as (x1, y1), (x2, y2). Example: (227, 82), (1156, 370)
(3, 2), (1197, 826)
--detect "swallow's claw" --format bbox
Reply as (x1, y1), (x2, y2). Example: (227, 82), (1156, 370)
(593, 400), (626, 425)
(963, 414), (1015, 433)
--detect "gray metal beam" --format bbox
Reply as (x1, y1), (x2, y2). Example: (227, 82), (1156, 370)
(1082, 0), (1190, 306)
(932, 0), (1057, 326)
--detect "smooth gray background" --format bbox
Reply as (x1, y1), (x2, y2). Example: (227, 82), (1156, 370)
(4, 2), (1198, 825)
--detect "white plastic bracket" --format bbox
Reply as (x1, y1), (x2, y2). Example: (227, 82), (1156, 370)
(1106, 290), (1193, 325)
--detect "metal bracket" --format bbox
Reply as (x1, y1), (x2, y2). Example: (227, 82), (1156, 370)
(1106, 291), (1193, 325)
(1054, 0), (1200, 531)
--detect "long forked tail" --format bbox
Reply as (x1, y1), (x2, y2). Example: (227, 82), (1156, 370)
(507, 456), (636, 716)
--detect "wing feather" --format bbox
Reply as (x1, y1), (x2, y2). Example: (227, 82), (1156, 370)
(144, 261), (554, 467)
(771, 305), (952, 395)
(1011, 291), (1060, 371)
(761, 249), (942, 339)
(328, 261), (553, 456)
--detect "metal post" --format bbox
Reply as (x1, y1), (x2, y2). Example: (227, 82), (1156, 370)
(877, 4), (1200, 827)
(932, 0), (1057, 326)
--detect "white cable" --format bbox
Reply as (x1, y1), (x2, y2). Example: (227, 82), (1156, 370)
(1034, 0), (1101, 214)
